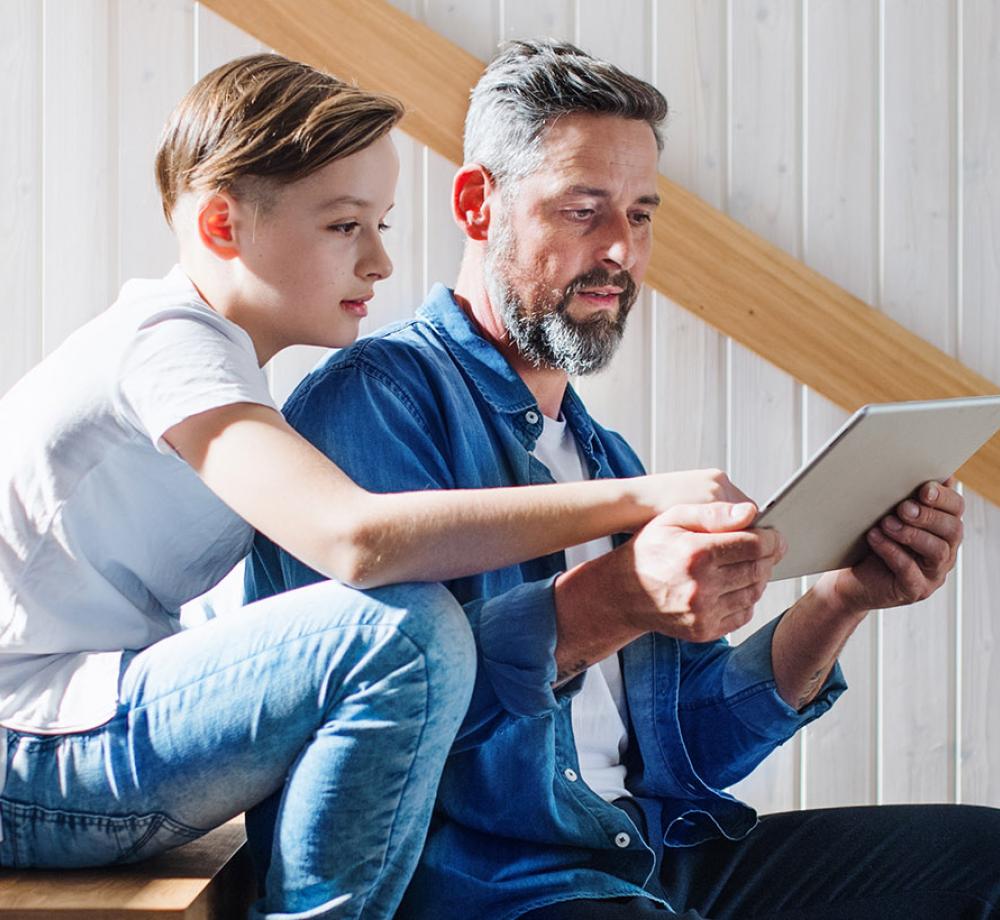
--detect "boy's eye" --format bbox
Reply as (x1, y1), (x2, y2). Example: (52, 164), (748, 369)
(378, 222), (391, 233)
(328, 221), (359, 234)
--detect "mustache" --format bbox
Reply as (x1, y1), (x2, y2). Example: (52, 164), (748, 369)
(560, 267), (638, 311)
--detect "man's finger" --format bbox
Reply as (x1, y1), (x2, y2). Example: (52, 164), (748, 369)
(867, 528), (927, 599)
(917, 480), (964, 516)
(894, 502), (962, 542)
(880, 517), (953, 569)
(714, 556), (776, 592)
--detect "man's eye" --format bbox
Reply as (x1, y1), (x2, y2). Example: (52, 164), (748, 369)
(630, 211), (653, 225)
(566, 209), (595, 221)
(328, 221), (359, 234)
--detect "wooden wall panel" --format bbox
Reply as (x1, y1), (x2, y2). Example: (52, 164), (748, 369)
(880, 0), (957, 804)
(568, 1), (654, 467)
(41, 0), (116, 354)
(802, 0), (879, 810)
(0, 0), (42, 397)
(959, 0), (1000, 808)
(653, 0), (728, 476)
(116, 0), (193, 284)
(726, 0), (803, 815)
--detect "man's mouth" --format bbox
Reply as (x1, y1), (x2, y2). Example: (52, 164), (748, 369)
(574, 287), (623, 309)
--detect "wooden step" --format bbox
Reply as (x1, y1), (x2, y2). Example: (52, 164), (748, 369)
(0, 817), (254, 919)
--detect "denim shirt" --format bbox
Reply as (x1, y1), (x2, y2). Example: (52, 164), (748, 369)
(246, 284), (846, 920)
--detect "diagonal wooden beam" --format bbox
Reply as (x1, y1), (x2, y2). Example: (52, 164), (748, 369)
(203, 0), (1000, 504)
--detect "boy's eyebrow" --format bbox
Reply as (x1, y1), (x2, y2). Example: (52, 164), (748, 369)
(564, 185), (661, 207)
(315, 195), (374, 211)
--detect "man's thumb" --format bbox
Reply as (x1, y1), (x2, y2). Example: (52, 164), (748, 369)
(658, 501), (757, 533)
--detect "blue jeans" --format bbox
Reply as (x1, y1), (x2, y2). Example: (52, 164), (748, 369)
(0, 578), (475, 919)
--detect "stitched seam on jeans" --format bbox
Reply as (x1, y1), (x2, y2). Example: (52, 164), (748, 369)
(350, 638), (430, 917)
(122, 619), (400, 716)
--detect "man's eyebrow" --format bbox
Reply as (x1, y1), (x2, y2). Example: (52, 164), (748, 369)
(564, 185), (661, 207)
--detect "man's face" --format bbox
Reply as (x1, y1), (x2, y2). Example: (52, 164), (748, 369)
(484, 113), (660, 375)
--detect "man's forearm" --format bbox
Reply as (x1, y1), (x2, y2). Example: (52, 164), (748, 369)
(552, 553), (644, 685)
(771, 585), (868, 710)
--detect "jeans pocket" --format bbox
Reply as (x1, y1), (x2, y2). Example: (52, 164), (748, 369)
(0, 800), (202, 868)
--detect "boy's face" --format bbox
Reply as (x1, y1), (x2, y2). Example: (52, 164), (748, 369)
(233, 132), (399, 352)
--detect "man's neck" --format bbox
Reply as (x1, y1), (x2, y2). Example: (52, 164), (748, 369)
(453, 257), (569, 420)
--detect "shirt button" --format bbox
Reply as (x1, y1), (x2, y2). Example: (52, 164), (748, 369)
(614, 832), (631, 848)
(525, 410), (540, 425)
(563, 767), (578, 782)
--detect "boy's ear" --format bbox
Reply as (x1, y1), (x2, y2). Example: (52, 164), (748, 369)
(452, 164), (494, 242)
(197, 193), (240, 260)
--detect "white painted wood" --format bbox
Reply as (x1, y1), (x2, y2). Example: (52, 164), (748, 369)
(653, 0), (728, 476)
(0, 0), (42, 397)
(880, 0), (957, 805)
(194, 0), (262, 78)
(572, 1), (654, 466)
(41, 0), (116, 354)
(418, 1), (495, 300)
(116, 0), (193, 285)
(801, 0), (879, 810)
(500, 0), (573, 40)
(725, 0), (803, 815)
(958, 0), (1000, 809)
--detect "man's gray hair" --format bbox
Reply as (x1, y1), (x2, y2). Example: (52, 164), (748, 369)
(464, 39), (668, 186)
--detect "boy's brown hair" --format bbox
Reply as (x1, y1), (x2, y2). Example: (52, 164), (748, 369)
(155, 53), (405, 225)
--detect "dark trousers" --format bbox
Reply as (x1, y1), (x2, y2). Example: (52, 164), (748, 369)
(519, 803), (1000, 919)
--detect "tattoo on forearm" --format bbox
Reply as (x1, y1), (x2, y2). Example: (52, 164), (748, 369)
(796, 667), (827, 710)
(555, 658), (589, 687)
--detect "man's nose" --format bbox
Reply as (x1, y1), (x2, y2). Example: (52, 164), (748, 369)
(597, 212), (636, 272)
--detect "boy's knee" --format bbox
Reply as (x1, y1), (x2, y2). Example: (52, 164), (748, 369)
(371, 582), (476, 699)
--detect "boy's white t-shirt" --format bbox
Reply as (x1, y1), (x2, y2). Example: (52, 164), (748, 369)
(531, 413), (631, 804)
(0, 266), (276, 734)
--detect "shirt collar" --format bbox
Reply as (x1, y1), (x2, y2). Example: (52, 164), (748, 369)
(417, 284), (601, 463)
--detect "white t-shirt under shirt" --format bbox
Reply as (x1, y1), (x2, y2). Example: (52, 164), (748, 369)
(0, 266), (276, 734)
(530, 413), (631, 803)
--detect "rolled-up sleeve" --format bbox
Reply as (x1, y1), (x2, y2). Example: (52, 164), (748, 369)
(677, 616), (847, 789)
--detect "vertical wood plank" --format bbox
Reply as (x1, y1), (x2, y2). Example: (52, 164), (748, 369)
(195, 0), (262, 78)
(418, 1), (497, 299)
(725, 0), (802, 815)
(959, 0), (1000, 808)
(500, 0), (573, 39)
(801, 0), (879, 809)
(654, 0), (728, 475)
(572, 0), (654, 466)
(880, 0), (957, 805)
(0, 0), (42, 396)
(117, 0), (193, 284)
(42, 0), (116, 354)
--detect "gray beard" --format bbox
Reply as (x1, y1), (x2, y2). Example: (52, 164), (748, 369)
(484, 222), (637, 377)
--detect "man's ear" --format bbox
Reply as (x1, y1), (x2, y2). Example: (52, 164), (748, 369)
(452, 164), (494, 242)
(197, 192), (241, 260)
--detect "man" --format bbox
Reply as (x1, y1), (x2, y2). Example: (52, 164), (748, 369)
(247, 41), (1000, 920)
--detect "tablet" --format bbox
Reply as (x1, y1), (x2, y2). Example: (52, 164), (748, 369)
(754, 395), (1000, 581)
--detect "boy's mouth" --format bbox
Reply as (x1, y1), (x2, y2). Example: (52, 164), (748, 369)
(340, 297), (371, 318)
